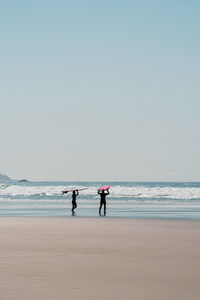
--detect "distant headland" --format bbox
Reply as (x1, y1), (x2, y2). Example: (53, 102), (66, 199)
(0, 173), (29, 182)
(18, 179), (29, 183)
(0, 173), (12, 182)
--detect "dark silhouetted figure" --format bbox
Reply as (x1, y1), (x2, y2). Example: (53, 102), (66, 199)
(72, 190), (79, 214)
(98, 189), (109, 216)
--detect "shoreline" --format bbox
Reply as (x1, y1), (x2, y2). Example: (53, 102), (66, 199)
(1, 214), (200, 221)
(0, 217), (200, 299)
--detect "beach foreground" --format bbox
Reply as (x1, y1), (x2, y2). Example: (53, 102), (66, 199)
(0, 218), (200, 300)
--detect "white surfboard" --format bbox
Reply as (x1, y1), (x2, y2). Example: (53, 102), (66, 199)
(62, 187), (88, 194)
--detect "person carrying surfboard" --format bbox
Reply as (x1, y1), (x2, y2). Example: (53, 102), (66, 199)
(62, 187), (88, 215)
(98, 188), (109, 216)
(72, 190), (79, 214)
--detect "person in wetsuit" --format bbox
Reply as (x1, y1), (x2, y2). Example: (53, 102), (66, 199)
(98, 189), (109, 216)
(72, 190), (79, 214)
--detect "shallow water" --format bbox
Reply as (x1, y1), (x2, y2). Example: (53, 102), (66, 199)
(1, 181), (200, 219)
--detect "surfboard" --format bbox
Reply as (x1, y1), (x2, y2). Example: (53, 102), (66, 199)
(62, 187), (88, 194)
(98, 185), (110, 191)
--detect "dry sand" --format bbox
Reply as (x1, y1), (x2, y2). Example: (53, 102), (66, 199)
(0, 217), (200, 300)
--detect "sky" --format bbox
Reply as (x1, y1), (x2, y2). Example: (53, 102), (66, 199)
(0, 0), (200, 181)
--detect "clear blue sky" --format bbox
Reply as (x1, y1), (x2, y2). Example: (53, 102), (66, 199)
(1, 1), (200, 181)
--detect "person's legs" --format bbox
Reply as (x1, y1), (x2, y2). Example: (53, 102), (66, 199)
(99, 201), (103, 215)
(72, 201), (77, 213)
(104, 201), (106, 215)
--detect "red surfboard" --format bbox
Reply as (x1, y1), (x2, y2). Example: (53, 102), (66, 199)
(98, 185), (110, 191)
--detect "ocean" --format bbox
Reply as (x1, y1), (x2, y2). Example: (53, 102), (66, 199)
(0, 181), (200, 219)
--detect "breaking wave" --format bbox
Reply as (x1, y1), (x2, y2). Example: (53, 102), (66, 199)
(0, 182), (200, 201)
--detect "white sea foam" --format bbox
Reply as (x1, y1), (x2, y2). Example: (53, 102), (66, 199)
(109, 186), (200, 200)
(0, 183), (200, 200)
(0, 184), (64, 196)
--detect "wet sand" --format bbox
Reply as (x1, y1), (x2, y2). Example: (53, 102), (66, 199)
(0, 217), (200, 300)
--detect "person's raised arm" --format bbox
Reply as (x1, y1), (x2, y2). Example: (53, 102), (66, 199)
(76, 190), (79, 196)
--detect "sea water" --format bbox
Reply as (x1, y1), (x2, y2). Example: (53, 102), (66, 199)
(0, 181), (200, 219)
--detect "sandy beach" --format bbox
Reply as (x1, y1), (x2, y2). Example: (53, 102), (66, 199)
(0, 217), (200, 300)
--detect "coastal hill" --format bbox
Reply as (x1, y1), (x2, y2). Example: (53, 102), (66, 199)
(0, 174), (29, 182)
(0, 173), (12, 182)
